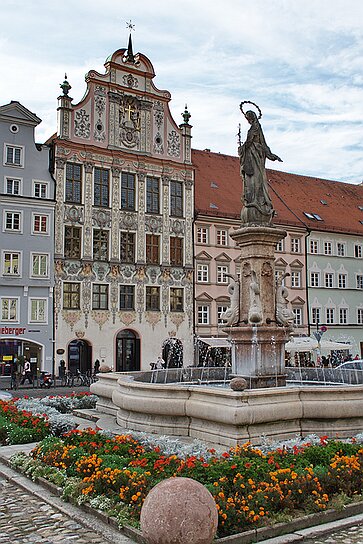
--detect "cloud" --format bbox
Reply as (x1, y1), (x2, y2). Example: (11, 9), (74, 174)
(1, 0), (363, 183)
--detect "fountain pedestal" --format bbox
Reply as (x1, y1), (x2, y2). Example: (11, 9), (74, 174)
(224, 225), (291, 388)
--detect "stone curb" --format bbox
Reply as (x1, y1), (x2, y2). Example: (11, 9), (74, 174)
(2, 445), (363, 544)
(0, 460), (140, 544)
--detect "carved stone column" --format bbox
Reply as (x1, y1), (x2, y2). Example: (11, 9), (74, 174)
(55, 158), (66, 257)
(184, 178), (194, 268)
(111, 166), (120, 261)
(140, 100), (153, 154)
(83, 162), (94, 259)
(161, 175), (170, 265)
(137, 172), (146, 263)
(225, 225), (290, 388)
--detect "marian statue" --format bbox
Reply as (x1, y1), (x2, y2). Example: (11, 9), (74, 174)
(238, 101), (282, 225)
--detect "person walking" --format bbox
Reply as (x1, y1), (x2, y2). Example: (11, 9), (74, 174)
(10, 359), (18, 390)
(20, 359), (33, 385)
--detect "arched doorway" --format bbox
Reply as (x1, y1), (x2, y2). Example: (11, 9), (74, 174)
(68, 339), (92, 374)
(116, 330), (140, 372)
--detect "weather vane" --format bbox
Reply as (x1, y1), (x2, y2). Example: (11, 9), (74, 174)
(126, 20), (135, 31)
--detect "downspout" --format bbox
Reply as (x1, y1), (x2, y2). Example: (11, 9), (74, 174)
(304, 228), (311, 337)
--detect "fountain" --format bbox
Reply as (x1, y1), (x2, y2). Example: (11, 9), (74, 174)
(91, 102), (363, 447)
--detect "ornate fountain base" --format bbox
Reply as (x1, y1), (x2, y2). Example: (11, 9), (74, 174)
(227, 325), (289, 388)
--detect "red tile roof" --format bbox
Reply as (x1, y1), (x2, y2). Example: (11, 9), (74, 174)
(192, 148), (363, 235)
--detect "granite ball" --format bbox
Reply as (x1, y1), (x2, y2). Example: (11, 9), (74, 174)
(99, 365), (111, 373)
(140, 477), (218, 544)
(230, 377), (247, 391)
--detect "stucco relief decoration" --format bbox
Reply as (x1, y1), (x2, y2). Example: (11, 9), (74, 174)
(145, 216), (162, 234)
(171, 268), (184, 282)
(123, 74), (138, 88)
(136, 284), (144, 323)
(65, 205), (84, 224)
(64, 261), (82, 277)
(119, 212), (138, 231)
(145, 311), (162, 330)
(119, 265), (134, 280)
(170, 219), (184, 236)
(170, 313), (185, 331)
(94, 86), (106, 142)
(154, 132), (164, 154)
(75, 330), (85, 339)
(92, 209), (111, 228)
(74, 109), (91, 139)
(118, 312), (136, 326)
(119, 96), (140, 148)
(147, 266), (160, 284)
(93, 262), (109, 281)
(167, 130), (180, 157)
(91, 310), (110, 330)
(61, 310), (81, 331)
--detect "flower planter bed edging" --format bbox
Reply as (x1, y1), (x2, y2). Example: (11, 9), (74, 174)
(5, 457), (363, 544)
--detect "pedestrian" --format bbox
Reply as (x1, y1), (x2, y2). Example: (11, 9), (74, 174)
(156, 355), (165, 369)
(94, 359), (100, 375)
(10, 359), (18, 390)
(20, 359), (33, 385)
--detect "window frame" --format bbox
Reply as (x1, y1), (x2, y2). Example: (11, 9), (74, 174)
(217, 265), (229, 284)
(170, 287), (184, 312)
(197, 305), (210, 325)
(290, 270), (301, 288)
(32, 213), (49, 235)
(65, 162), (82, 204)
(64, 225), (82, 259)
(311, 307), (321, 325)
(310, 239), (319, 254)
(293, 307), (302, 326)
(170, 236), (183, 266)
(63, 282), (81, 310)
(119, 285), (135, 311)
(290, 237), (301, 253)
(324, 272), (334, 288)
(216, 229), (228, 246)
(196, 226), (208, 244)
(2, 251), (21, 276)
(146, 233), (160, 264)
(120, 231), (136, 263)
(197, 263), (209, 283)
(326, 307), (335, 325)
(146, 176), (160, 214)
(33, 180), (49, 199)
(324, 241), (332, 255)
(93, 229), (109, 261)
(357, 275), (363, 289)
(338, 273), (347, 289)
(92, 283), (109, 310)
(31, 253), (49, 278)
(1, 297), (19, 322)
(93, 167), (110, 208)
(170, 180), (183, 217)
(121, 172), (136, 211)
(3, 210), (22, 232)
(4, 143), (24, 167)
(339, 307), (348, 325)
(145, 286), (160, 311)
(29, 298), (48, 323)
(310, 271), (320, 287)
(5, 176), (22, 195)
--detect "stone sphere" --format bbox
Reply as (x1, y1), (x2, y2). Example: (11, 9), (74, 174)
(98, 365), (111, 373)
(140, 477), (218, 544)
(230, 377), (247, 391)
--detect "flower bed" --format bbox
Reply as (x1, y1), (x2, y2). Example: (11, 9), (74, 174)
(0, 393), (98, 445)
(0, 400), (50, 444)
(10, 429), (363, 538)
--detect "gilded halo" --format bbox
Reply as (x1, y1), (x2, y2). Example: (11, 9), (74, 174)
(239, 101), (262, 119)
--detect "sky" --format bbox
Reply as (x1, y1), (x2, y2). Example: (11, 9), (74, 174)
(2, 0), (363, 184)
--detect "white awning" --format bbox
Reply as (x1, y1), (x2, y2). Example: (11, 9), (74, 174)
(285, 337), (352, 352)
(198, 337), (231, 348)
(320, 340), (352, 351)
(285, 337), (318, 352)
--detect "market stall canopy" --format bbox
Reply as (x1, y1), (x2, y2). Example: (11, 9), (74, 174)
(285, 337), (318, 352)
(198, 337), (231, 348)
(320, 340), (352, 351)
(285, 337), (352, 352)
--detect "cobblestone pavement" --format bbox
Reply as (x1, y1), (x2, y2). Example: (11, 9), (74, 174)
(305, 524), (363, 543)
(0, 474), (134, 544)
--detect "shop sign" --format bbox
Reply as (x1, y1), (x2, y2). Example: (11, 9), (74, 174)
(0, 326), (26, 336)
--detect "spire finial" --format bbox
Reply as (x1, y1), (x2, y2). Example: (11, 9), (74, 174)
(124, 20), (135, 63)
(60, 74), (71, 96)
(181, 104), (191, 124)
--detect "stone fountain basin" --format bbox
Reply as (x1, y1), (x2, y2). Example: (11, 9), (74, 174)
(91, 371), (363, 447)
